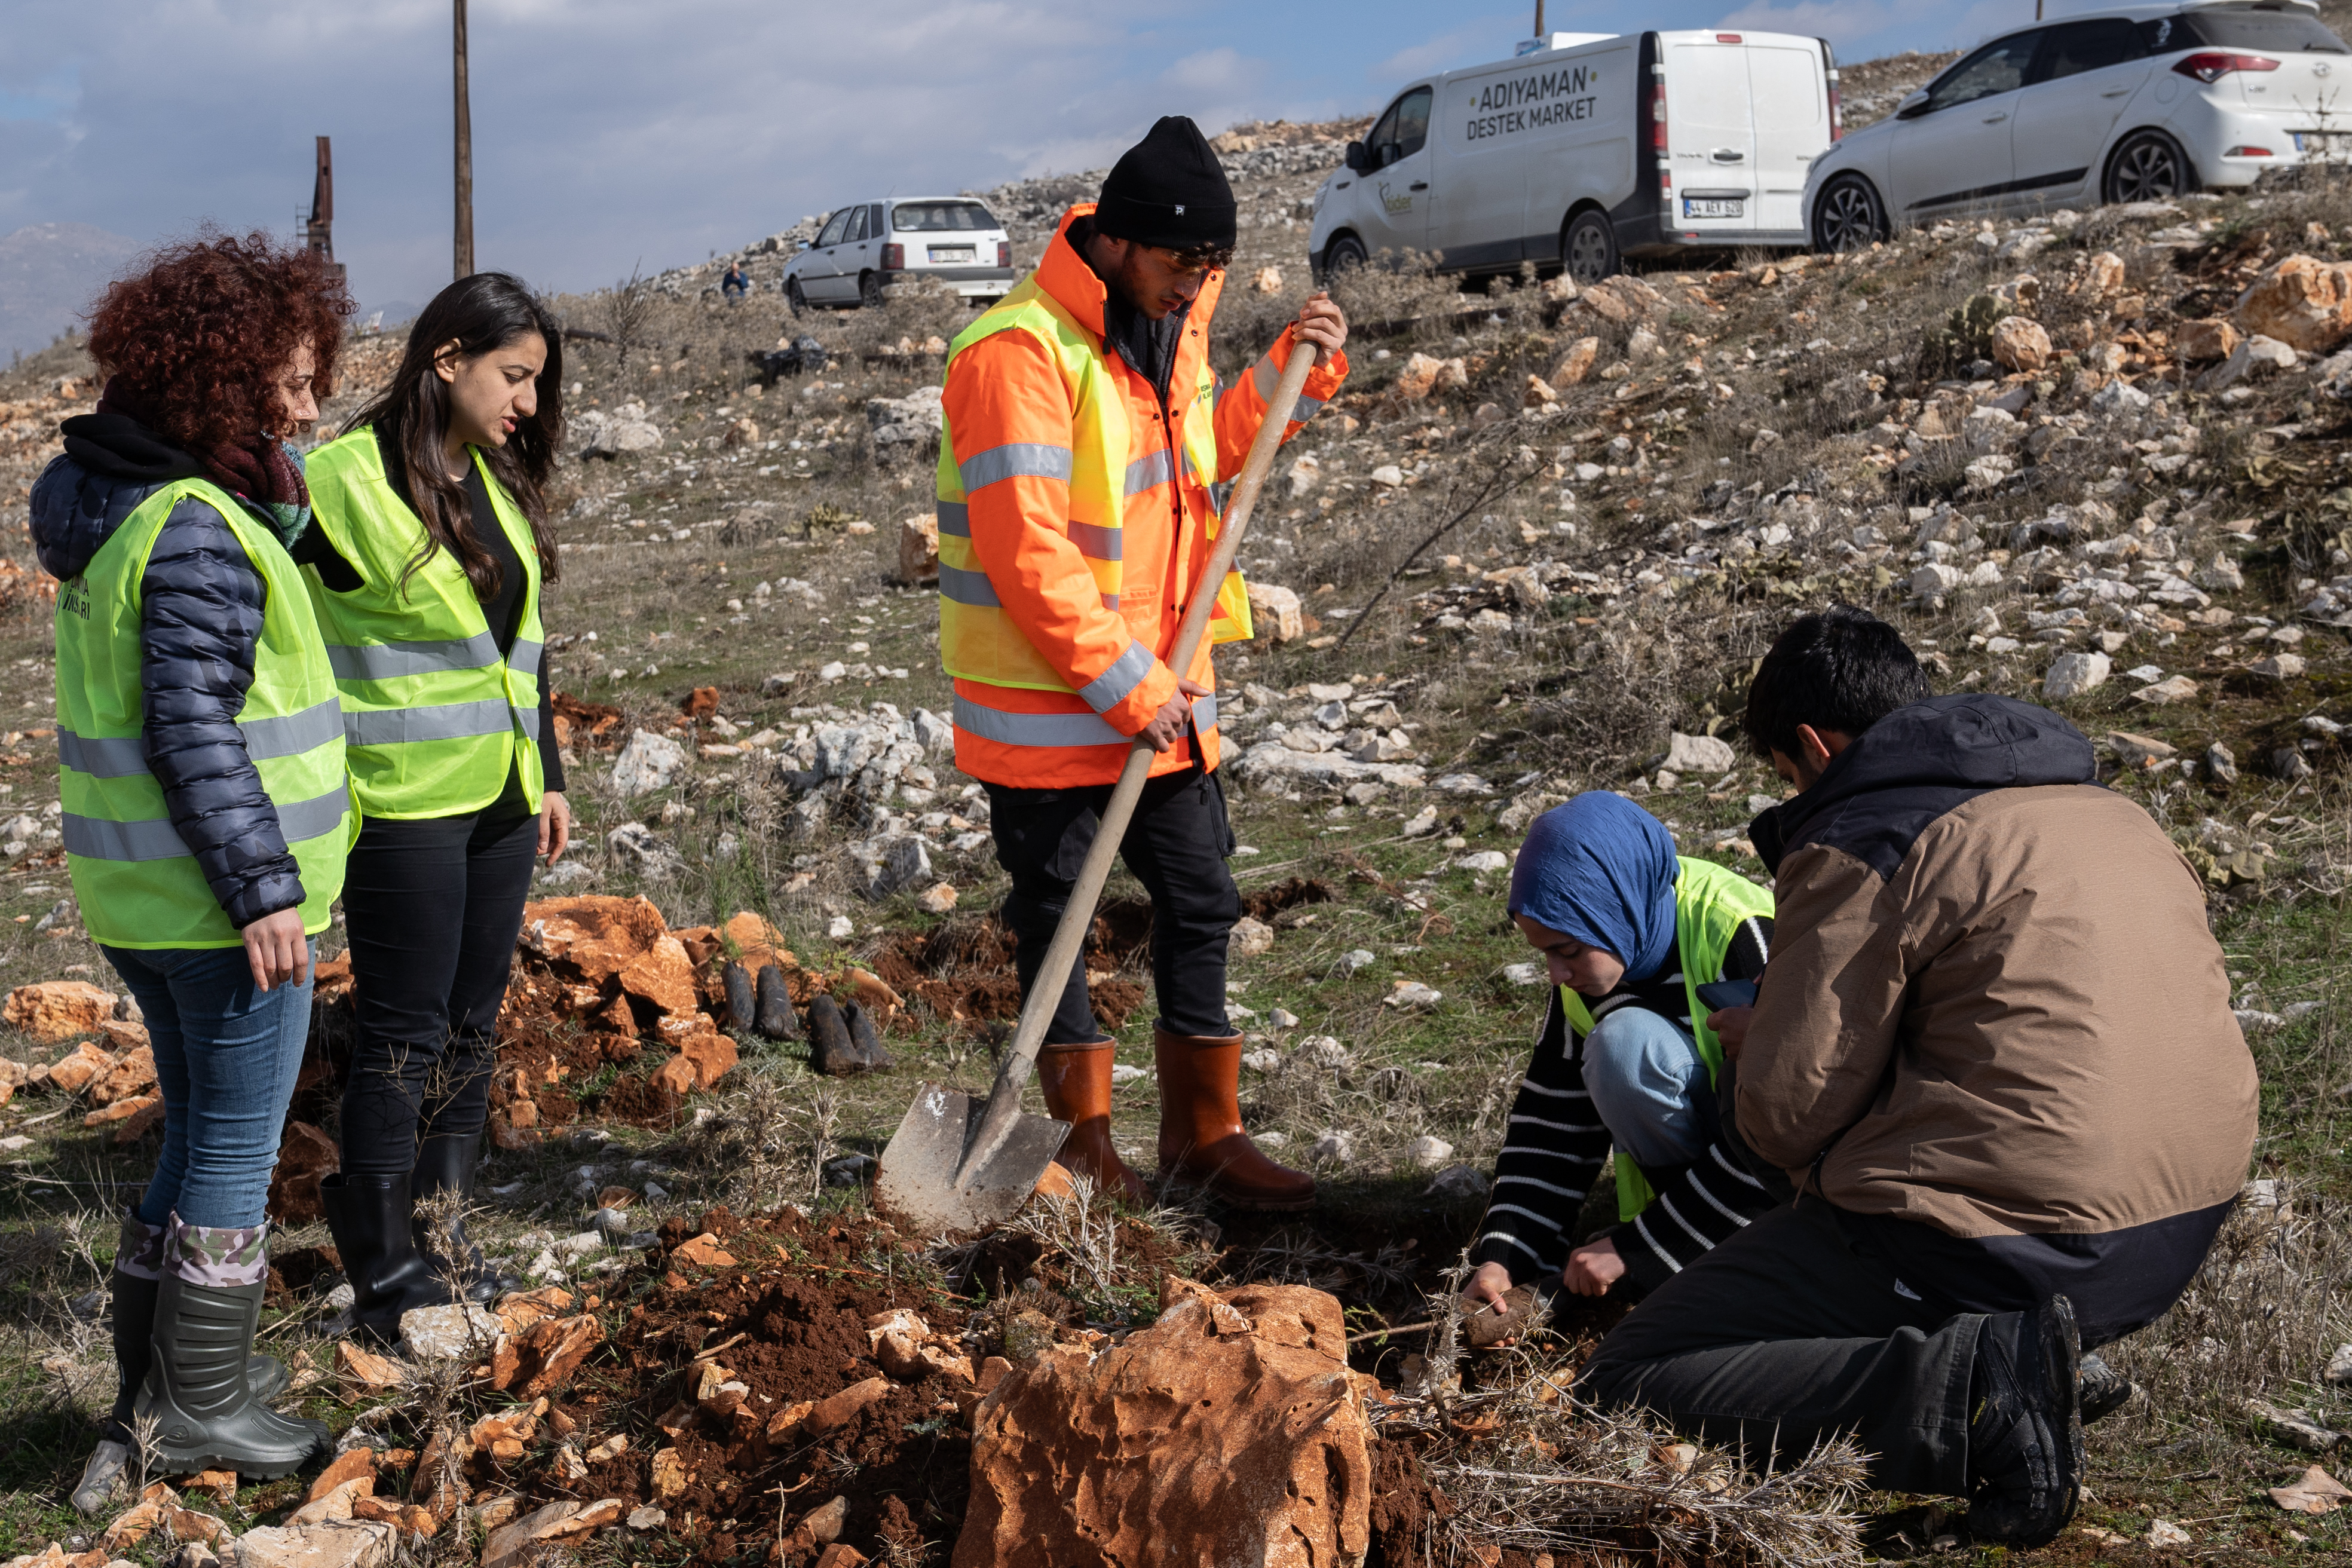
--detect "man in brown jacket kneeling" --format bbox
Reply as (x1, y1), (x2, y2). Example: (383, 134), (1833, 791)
(1576, 607), (2258, 1548)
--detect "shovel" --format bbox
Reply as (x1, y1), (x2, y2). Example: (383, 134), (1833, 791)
(874, 342), (1321, 1235)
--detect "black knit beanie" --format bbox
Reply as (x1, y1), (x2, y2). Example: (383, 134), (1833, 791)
(1094, 116), (1236, 252)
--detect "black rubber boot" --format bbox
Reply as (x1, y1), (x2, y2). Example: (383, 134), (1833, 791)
(723, 961), (757, 1032)
(320, 1171), (456, 1343)
(1966, 1295), (2084, 1548)
(755, 964), (800, 1040)
(410, 1134), (524, 1306)
(136, 1273), (330, 1480)
(843, 1001), (892, 1070)
(2079, 1351), (2134, 1425)
(806, 995), (861, 1076)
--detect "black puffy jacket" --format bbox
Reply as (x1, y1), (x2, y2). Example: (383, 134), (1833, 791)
(29, 415), (306, 930)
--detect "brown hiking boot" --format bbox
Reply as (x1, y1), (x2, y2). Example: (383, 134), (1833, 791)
(1153, 1027), (1315, 1211)
(1037, 1039), (1146, 1205)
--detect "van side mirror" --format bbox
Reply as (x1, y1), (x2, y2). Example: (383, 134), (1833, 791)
(1896, 88), (1933, 119)
(1344, 140), (1368, 172)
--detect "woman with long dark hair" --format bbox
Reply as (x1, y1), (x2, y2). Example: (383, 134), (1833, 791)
(35, 231), (347, 1508)
(302, 272), (567, 1340)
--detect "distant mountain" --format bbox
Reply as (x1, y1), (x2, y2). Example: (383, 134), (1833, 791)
(0, 222), (143, 361)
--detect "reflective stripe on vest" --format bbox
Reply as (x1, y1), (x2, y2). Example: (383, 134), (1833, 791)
(53, 477), (352, 948)
(954, 692), (1218, 748)
(302, 429), (545, 819)
(934, 273), (1252, 702)
(1555, 856), (1775, 1223)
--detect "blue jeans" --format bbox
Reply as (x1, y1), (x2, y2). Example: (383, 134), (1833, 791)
(103, 943), (313, 1230)
(1582, 1006), (1719, 1170)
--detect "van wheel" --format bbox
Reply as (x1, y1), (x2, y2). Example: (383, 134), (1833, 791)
(859, 271), (886, 310)
(1563, 212), (1618, 285)
(786, 280), (810, 317)
(1812, 174), (1887, 253)
(2104, 131), (2195, 204)
(1325, 234), (1368, 275)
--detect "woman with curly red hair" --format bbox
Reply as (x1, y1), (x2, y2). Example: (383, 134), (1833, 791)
(36, 230), (347, 1506)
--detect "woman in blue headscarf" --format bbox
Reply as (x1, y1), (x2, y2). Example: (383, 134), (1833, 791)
(1463, 792), (1780, 1313)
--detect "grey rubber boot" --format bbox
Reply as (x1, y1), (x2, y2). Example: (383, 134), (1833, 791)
(136, 1272), (330, 1479)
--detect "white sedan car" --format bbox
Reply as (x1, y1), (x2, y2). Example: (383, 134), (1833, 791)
(1806, 0), (2350, 249)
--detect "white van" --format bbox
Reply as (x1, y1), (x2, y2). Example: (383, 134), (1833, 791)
(1309, 30), (1842, 286)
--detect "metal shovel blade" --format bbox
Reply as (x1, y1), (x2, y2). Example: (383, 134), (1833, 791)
(872, 1080), (1071, 1235)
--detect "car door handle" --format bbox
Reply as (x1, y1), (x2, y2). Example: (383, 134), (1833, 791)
(1711, 149), (1746, 162)
(2101, 87), (2132, 97)
(1983, 112), (2009, 122)
(1409, 180), (1428, 190)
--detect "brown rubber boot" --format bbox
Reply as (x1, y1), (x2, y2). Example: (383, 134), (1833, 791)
(1154, 1027), (1315, 1211)
(1037, 1039), (1146, 1205)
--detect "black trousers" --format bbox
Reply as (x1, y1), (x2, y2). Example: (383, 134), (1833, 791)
(985, 761), (1239, 1042)
(1575, 1197), (2228, 1495)
(336, 774), (539, 1178)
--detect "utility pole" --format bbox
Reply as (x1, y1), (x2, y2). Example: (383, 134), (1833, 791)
(1534, 0), (1546, 38)
(454, 0), (474, 279)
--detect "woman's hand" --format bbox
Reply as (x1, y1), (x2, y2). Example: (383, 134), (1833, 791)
(240, 908), (311, 993)
(539, 790), (572, 864)
(1562, 1236), (1627, 1297)
(1460, 1261), (1520, 1348)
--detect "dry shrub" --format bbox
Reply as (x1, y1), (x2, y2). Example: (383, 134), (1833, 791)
(2095, 1183), (2351, 1457)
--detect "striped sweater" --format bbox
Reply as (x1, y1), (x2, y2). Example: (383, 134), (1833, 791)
(1472, 917), (1778, 1296)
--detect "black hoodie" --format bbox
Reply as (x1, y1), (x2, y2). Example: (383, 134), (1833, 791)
(30, 418), (305, 930)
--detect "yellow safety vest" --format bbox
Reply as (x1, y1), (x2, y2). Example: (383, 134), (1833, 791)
(933, 275), (1253, 701)
(55, 479), (351, 948)
(1556, 856), (1776, 1221)
(302, 429), (546, 819)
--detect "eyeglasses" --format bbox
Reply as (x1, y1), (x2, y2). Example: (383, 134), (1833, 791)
(1149, 245), (1234, 279)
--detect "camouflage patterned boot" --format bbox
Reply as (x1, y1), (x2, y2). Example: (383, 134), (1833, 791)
(134, 1215), (329, 1480)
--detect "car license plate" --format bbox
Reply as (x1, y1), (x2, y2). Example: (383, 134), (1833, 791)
(928, 246), (976, 263)
(1683, 198), (1744, 219)
(2295, 131), (2344, 154)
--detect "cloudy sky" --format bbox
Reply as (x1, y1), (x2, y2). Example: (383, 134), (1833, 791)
(2, 0), (2045, 322)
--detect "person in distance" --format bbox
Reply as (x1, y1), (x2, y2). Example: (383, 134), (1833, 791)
(35, 231), (351, 1505)
(301, 274), (570, 1341)
(1461, 791), (1778, 1316)
(1574, 606), (2258, 1548)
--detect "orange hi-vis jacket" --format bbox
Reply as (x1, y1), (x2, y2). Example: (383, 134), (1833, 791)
(936, 204), (1348, 789)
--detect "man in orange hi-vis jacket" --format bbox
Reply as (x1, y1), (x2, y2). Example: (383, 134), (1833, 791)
(936, 116), (1348, 1210)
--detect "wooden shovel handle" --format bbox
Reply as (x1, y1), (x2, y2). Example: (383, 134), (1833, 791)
(956, 344), (1321, 1180)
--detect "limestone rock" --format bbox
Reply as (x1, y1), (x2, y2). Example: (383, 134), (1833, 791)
(490, 1313), (606, 1397)
(400, 1302), (504, 1362)
(1253, 266), (1284, 295)
(482, 1499), (624, 1568)
(2176, 318), (2242, 362)
(1575, 274), (1664, 324)
(898, 514), (939, 585)
(1662, 731), (1736, 775)
(2077, 250), (2127, 298)
(1990, 314), (2052, 372)
(2043, 651), (2111, 701)
(2201, 333), (2298, 391)
(954, 1278), (1370, 1568)
(865, 385), (945, 451)
(335, 1343), (406, 1392)
(41, 1039), (117, 1095)
(1549, 336), (1601, 388)
(617, 934), (700, 1017)
(232, 1520), (397, 1568)
(1246, 581), (1304, 643)
(1228, 917), (1276, 959)
(84, 1046), (155, 1107)
(519, 896), (671, 984)
(5, 983), (118, 1044)
(2233, 254), (2352, 354)
(610, 730), (686, 798)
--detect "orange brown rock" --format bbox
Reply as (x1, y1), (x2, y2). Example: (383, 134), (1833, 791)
(953, 1279), (1372, 1568)
(4, 982), (117, 1043)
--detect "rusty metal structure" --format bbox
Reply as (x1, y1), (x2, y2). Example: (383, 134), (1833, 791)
(305, 136), (345, 282)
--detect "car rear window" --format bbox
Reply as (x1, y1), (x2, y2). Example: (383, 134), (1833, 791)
(892, 202), (999, 231)
(2145, 10), (2348, 53)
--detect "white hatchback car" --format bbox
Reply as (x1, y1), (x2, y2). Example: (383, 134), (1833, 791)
(782, 197), (1018, 314)
(1805, 0), (2350, 250)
